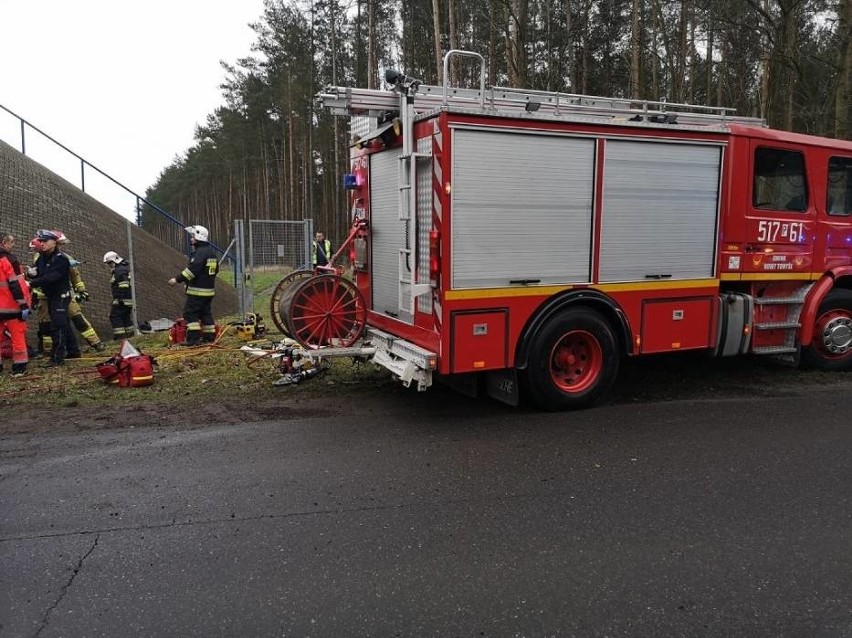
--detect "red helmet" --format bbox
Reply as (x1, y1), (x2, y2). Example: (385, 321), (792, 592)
(29, 237), (44, 251)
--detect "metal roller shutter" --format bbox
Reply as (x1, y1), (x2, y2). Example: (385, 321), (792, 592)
(451, 129), (595, 289)
(370, 147), (411, 321)
(599, 140), (721, 282)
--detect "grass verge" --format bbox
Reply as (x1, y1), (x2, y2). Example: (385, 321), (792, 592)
(0, 321), (390, 408)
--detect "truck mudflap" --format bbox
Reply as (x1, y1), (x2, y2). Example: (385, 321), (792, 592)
(365, 328), (437, 391)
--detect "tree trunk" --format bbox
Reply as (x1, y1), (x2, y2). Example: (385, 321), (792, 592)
(367, 0), (377, 89)
(507, 0), (528, 86)
(448, 0), (459, 84)
(759, 0), (772, 121)
(432, 0), (443, 84)
(565, 0), (573, 92)
(705, 5), (714, 106)
(836, 0), (851, 138)
(630, 0), (641, 99)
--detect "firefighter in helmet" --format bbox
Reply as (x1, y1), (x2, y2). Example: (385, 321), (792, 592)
(168, 225), (219, 345)
(103, 251), (135, 339)
(53, 231), (106, 352)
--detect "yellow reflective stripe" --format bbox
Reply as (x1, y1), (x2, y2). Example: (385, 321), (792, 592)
(181, 268), (195, 280)
(186, 287), (215, 297)
(444, 279), (719, 301)
(719, 272), (820, 282)
(118, 283), (131, 288)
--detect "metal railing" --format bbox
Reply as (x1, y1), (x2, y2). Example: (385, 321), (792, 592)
(0, 103), (232, 263)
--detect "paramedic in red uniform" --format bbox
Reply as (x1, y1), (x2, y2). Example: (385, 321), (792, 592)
(0, 232), (31, 376)
(168, 225), (219, 345)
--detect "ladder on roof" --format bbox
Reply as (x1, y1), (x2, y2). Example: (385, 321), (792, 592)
(317, 50), (766, 129)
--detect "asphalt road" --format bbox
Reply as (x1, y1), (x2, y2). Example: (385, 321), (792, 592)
(2, 381), (851, 637)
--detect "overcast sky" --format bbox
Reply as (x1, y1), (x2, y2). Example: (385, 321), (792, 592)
(0, 0), (266, 222)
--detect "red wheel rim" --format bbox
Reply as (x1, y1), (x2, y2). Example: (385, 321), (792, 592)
(548, 330), (603, 393)
(812, 308), (852, 360)
(285, 275), (366, 348)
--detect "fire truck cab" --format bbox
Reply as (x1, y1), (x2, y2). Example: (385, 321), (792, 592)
(317, 50), (852, 410)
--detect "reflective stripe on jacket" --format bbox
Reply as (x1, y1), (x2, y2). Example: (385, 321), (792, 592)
(175, 242), (218, 296)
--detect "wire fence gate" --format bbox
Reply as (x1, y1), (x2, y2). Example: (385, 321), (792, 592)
(232, 219), (314, 319)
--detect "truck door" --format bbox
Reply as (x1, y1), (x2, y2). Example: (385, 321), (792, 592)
(742, 142), (815, 275)
(814, 155), (852, 271)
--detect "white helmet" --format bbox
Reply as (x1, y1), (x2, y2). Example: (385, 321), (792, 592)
(103, 251), (123, 264)
(185, 225), (209, 242)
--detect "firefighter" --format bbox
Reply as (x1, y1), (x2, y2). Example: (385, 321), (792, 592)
(54, 231), (106, 352)
(29, 238), (81, 359)
(168, 225), (218, 345)
(311, 231), (332, 268)
(103, 251), (135, 339)
(27, 229), (76, 367)
(0, 232), (31, 376)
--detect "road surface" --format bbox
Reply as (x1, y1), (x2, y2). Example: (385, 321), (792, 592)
(2, 377), (851, 636)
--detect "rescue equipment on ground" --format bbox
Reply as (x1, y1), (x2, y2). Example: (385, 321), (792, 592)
(234, 313), (267, 341)
(168, 318), (223, 345)
(240, 339), (334, 386)
(169, 318), (187, 345)
(96, 340), (155, 387)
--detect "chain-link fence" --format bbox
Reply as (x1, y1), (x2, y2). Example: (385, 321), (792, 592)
(231, 219), (314, 318)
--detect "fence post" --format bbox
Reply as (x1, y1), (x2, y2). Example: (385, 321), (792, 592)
(125, 219), (140, 336)
(305, 218), (314, 269)
(234, 219), (247, 317)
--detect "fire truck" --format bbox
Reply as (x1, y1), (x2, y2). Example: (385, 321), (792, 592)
(275, 50), (852, 410)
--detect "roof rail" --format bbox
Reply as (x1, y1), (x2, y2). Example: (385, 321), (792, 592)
(318, 49), (765, 130)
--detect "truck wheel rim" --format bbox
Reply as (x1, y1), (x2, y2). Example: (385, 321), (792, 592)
(549, 330), (603, 393)
(814, 310), (852, 358)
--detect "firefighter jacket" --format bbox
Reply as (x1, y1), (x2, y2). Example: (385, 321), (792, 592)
(111, 262), (133, 305)
(175, 242), (218, 297)
(29, 249), (72, 299)
(64, 253), (87, 294)
(0, 249), (30, 319)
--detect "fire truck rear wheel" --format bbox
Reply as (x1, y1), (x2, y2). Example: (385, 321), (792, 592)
(801, 289), (852, 371)
(524, 308), (619, 411)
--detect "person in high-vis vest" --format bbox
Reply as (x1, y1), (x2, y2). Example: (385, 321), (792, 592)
(103, 251), (135, 339)
(54, 231), (106, 352)
(0, 232), (31, 377)
(311, 231), (332, 268)
(168, 225), (218, 345)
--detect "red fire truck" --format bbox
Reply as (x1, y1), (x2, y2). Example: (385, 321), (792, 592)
(280, 50), (852, 410)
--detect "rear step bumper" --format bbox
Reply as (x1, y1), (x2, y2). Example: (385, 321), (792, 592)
(297, 328), (437, 391)
(366, 328), (437, 391)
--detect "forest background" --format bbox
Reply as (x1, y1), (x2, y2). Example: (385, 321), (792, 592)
(140, 0), (852, 247)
